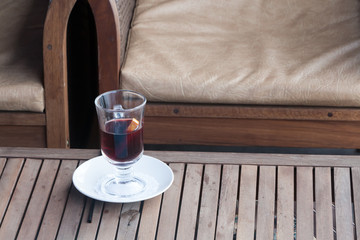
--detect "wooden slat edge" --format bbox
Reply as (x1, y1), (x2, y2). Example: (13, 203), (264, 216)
(0, 112), (46, 126)
(0, 147), (100, 160)
(147, 151), (360, 167)
(146, 103), (360, 121)
(1, 148), (360, 167)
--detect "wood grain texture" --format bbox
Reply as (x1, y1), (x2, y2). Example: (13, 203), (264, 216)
(57, 184), (86, 239)
(197, 164), (221, 239)
(17, 160), (60, 239)
(43, 0), (77, 148)
(176, 164), (203, 240)
(118, 202), (141, 240)
(157, 163), (185, 239)
(0, 112), (45, 125)
(256, 166), (276, 240)
(277, 166), (294, 240)
(146, 103), (360, 121)
(237, 165), (258, 240)
(0, 158), (24, 223)
(0, 147), (100, 160)
(216, 165), (239, 240)
(37, 160), (79, 240)
(137, 195), (162, 240)
(97, 203), (122, 239)
(315, 167), (334, 240)
(0, 126), (46, 147)
(296, 167), (314, 240)
(144, 116), (360, 148)
(77, 199), (104, 239)
(352, 167), (360, 240)
(147, 150), (360, 167)
(0, 159), (41, 240)
(89, 0), (121, 94)
(334, 168), (354, 240)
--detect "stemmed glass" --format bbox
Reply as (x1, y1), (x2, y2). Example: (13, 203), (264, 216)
(95, 89), (146, 198)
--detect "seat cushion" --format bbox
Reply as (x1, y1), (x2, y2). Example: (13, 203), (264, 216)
(0, 0), (47, 112)
(121, 0), (360, 107)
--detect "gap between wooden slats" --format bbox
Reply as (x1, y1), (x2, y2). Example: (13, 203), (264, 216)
(0, 158), (41, 240)
(296, 167), (314, 240)
(216, 165), (239, 240)
(315, 167), (333, 240)
(334, 167), (354, 240)
(197, 164), (221, 239)
(0, 158), (24, 225)
(352, 167), (360, 240)
(176, 164), (203, 240)
(17, 159), (60, 239)
(237, 165), (257, 240)
(277, 166), (294, 240)
(37, 160), (79, 240)
(157, 163), (185, 240)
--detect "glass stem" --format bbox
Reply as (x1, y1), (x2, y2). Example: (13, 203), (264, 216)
(114, 166), (134, 182)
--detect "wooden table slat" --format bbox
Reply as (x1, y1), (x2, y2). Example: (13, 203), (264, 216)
(351, 167), (360, 240)
(215, 165), (239, 240)
(137, 195), (162, 240)
(37, 160), (79, 240)
(57, 184), (86, 239)
(255, 166), (276, 240)
(197, 164), (221, 239)
(315, 167), (334, 240)
(0, 158), (24, 223)
(17, 160), (60, 239)
(117, 202), (141, 240)
(296, 167), (314, 240)
(0, 158), (6, 176)
(97, 203), (122, 239)
(176, 164), (203, 240)
(77, 199), (104, 239)
(334, 168), (355, 240)
(277, 166), (295, 240)
(157, 163), (185, 240)
(237, 165), (258, 240)
(0, 159), (41, 240)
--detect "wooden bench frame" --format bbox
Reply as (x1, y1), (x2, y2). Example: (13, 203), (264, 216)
(0, 0), (98, 148)
(0, 0), (73, 148)
(87, 0), (360, 149)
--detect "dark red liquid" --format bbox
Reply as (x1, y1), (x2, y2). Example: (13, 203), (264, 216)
(100, 119), (143, 162)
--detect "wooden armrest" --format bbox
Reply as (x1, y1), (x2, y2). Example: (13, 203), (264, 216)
(88, 0), (135, 93)
(43, 0), (77, 148)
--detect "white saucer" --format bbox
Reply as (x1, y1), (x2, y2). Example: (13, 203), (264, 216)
(72, 155), (174, 203)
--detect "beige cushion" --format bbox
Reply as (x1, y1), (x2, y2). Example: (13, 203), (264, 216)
(0, 0), (46, 112)
(121, 0), (360, 107)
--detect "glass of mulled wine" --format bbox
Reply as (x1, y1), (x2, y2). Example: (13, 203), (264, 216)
(95, 89), (146, 198)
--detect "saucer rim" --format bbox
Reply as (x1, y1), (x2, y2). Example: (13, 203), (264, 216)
(72, 155), (174, 203)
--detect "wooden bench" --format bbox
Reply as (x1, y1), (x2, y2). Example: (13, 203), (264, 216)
(86, 0), (360, 149)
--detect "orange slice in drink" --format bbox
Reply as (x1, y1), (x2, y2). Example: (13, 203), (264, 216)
(127, 118), (139, 132)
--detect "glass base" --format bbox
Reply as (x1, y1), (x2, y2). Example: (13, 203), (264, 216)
(100, 174), (146, 198)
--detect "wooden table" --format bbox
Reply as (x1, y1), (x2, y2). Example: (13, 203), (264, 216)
(1, 147), (360, 239)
